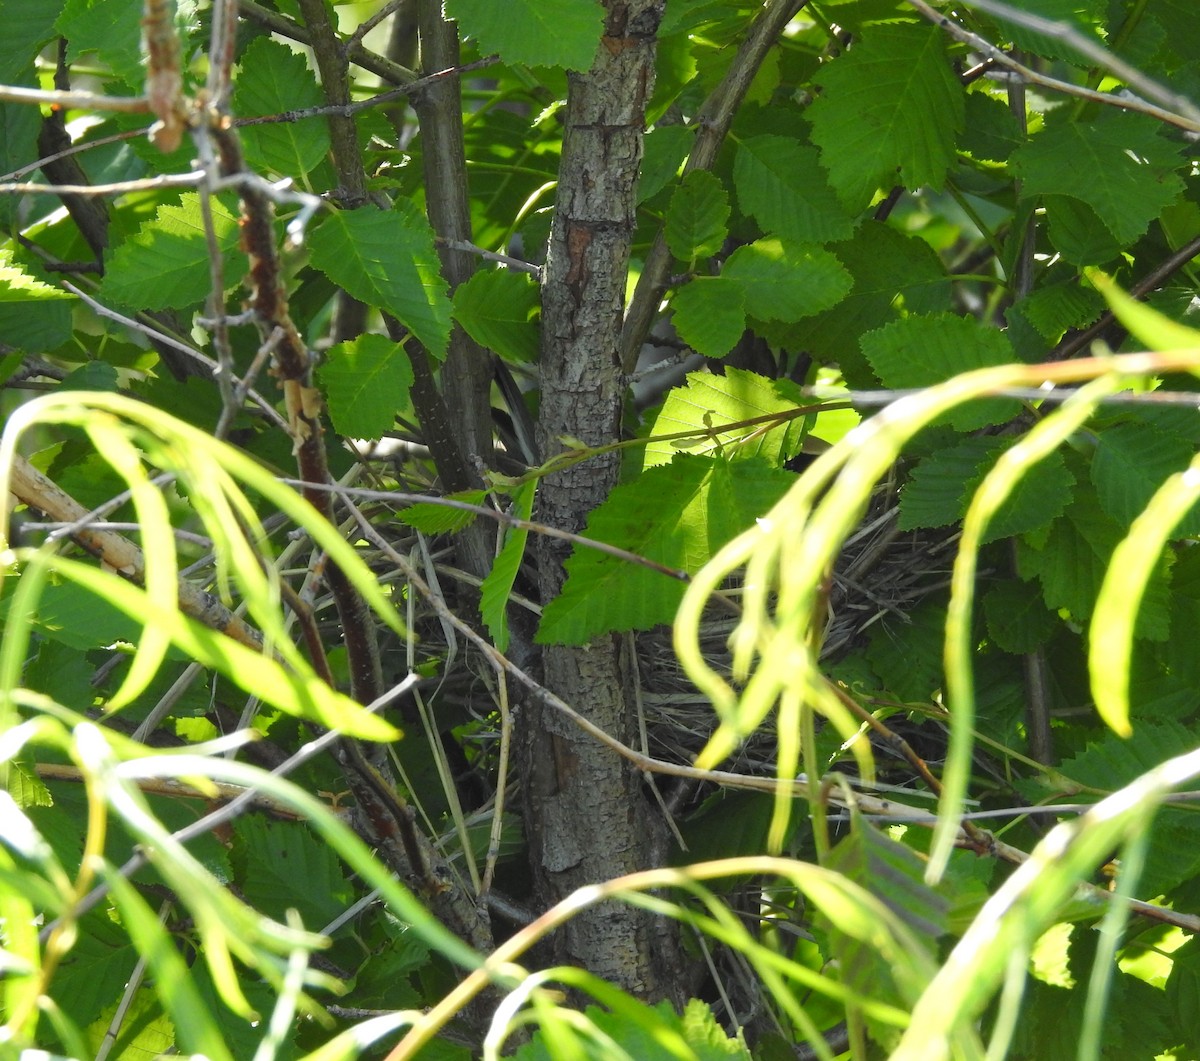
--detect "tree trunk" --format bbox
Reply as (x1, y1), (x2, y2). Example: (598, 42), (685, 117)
(526, 0), (679, 999)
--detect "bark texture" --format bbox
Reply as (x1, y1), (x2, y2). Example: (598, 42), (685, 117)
(526, 0), (678, 999)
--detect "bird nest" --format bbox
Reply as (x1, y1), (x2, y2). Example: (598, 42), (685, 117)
(636, 479), (959, 774)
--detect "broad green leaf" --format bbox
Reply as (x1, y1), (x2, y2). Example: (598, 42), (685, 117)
(866, 601), (947, 704)
(50, 910), (140, 1034)
(318, 333), (414, 439)
(1019, 489), (1172, 640)
(452, 269), (540, 363)
(1043, 195), (1125, 266)
(1011, 111), (1184, 247)
(446, 0), (604, 71)
(639, 124), (695, 203)
(1091, 421), (1200, 535)
(732, 134), (855, 243)
(481, 480), (536, 653)
(669, 276), (746, 358)
(900, 437), (1074, 543)
(101, 196), (244, 312)
(397, 490), (487, 533)
(665, 171), (730, 261)
(959, 90), (1024, 164)
(982, 579), (1057, 654)
(56, 0), (147, 88)
(988, 0), (1107, 62)
(786, 223), (951, 383)
(0, 254), (73, 302)
(1, 0), (64, 84)
(643, 367), (808, 468)
(21, 579), (143, 650)
(722, 238), (850, 322)
(84, 986), (176, 1061)
(862, 314), (1019, 430)
(233, 37), (330, 177)
(809, 24), (964, 210)
(308, 202), (452, 359)
(1018, 281), (1104, 342)
(235, 816), (353, 929)
(536, 455), (794, 644)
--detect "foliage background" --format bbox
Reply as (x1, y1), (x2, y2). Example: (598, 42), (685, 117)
(2, 0), (1200, 1058)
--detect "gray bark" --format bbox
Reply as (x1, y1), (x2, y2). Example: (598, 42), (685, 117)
(526, 0), (680, 999)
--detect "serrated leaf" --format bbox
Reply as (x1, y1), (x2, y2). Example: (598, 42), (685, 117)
(57, 0), (147, 87)
(397, 490), (487, 534)
(235, 816), (353, 929)
(2, 0), (64, 85)
(666, 171), (730, 261)
(308, 202), (451, 359)
(862, 314), (1018, 429)
(983, 579), (1057, 654)
(0, 254), (73, 302)
(1091, 421), (1200, 535)
(959, 90), (1024, 163)
(732, 135), (855, 243)
(1018, 281), (1104, 341)
(722, 238), (851, 322)
(809, 24), (964, 210)
(452, 269), (540, 363)
(101, 196), (244, 312)
(1017, 489), (1172, 639)
(233, 37), (330, 177)
(639, 124), (695, 203)
(670, 276), (746, 358)
(445, 0), (604, 71)
(643, 367), (807, 468)
(536, 456), (794, 644)
(480, 480), (535, 653)
(1012, 111), (1184, 247)
(866, 601), (947, 703)
(787, 223), (951, 384)
(85, 987), (176, 1061)
(318, 332), (414, 439)
(989, 0), (1107, 63)
(1043, 195), (1125, 266)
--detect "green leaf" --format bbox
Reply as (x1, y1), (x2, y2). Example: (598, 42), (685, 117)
(1011, 111), (1184, 247)
(56, 0), (147, 87)
(1091, 421), (1200, 535)
(862, 314), (1019, 429)
(1017, 280), (1104, 342)
(866, 601), (947, 703)
(643, 367), (808, 468)
(988, 0), (1107, 63)
(101, 196), (244, 312)
(809, 24), (964, 210)
(786, 223), (951, 383)
(732, 135), (855, 243)
(665, 171), (730, 261)
(397, 490), (487, 534)
(445, 0), (604, 71)
(669, 277), (746, 358)
(1018, 489), (1172, 640)
(1043, 195), (1125, 266)
(721, 239), (851, 322)
(318, 333), (414, 439)
(233, 37), (331, 177)
(452, 269), (540, 363)
(0, 255), (73, 353)
(1, 0), (64, 85)
(639, 124), (695, 203)
(536, 455), (794, 644)
(480, 480), (536, 653)
(235, 816), (353, 930)
(308, 202), (452, 359)
(0, 254), (73, 302)
(982, 579), (1057, 654)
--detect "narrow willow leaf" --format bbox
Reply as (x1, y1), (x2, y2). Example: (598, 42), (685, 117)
(665, 170), (730, 261)
(1092, 454), (1200, 737)
(809, 24), (964, 210)
(537, 456), (794, 645)
(101, 195), (244, 312)
(669, 276), (746, 358)
(643, 367), (808, 468)
(445, 0), (604, 71)
(452, 269), (541, 363)
(318, 333), (414, 440)
(1012, 112), (1184, 247)
(308, 202), (451, 359)
(51, 557), (399, 741)
(1090, 269), (1200, 352)
(733, 134), (855, 244)
(481, 480), (536, 653)
(233, 37), (330, 177)
(103, 868), (234, 1061)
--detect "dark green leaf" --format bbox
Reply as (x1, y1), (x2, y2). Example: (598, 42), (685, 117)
(721, 239), (851, 322)
(319, 332), (414, 440)
(666, 171), (730, 261)
(1091, 421), (1200, 536)
(669, 277), (746, 358)
(983, 579), (1057, 654)
(445, 0), (604, 71)
(732, 135), (855, 243)
(452, 269), (540, 363)
(308, 202), (452, 359)
(809, 24), (964, 210)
